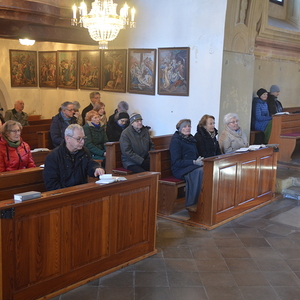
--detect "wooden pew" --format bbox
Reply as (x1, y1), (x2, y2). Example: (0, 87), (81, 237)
(31, 150), (50, 166)
(28, 118), (52, 126)
(0, 167), (45, 201)
(268, 113), (300, 162)
(149, 148), (186, 215)
(0, 172), (158, 300)
(105, 134), (173, 174)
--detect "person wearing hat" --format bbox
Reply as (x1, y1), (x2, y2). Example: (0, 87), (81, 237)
(169, 119), (204, 212)
(106, 111), (129, 142)
(119, 113), (154, 173)
(251, 88), (272, 143)
(267, 84), (283, 115)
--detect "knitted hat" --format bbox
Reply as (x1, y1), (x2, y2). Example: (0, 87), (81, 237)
(176, 119), (191, 132)
(257, 88), (268, 98)
(130, 113), (142, 124)
(270, 85), (280, 93)
(118, 112), (129, 120)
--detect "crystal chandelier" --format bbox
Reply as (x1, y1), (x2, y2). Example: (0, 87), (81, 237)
(71, 0), (136, 49)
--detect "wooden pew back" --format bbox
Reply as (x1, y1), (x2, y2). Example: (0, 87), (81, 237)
(28, 118), (52, 126)
(21, 124), (52, 149)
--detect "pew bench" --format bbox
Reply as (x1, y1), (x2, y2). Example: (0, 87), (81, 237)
(269, 113), (300, 162)
(149, 148), (186, 215)
(105, 134), (173, 175)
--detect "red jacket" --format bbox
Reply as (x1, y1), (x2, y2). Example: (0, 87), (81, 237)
(0, 136), (36, 172)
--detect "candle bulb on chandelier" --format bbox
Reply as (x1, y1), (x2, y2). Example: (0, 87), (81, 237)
(131, 7), (135, 22)
(72, 4), (77, 19)
(80, 1), (87, 16)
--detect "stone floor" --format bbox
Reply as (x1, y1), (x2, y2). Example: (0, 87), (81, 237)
(51, 196), (300, 300)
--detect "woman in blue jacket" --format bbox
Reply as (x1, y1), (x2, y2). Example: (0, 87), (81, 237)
(169, 119), (203, 212)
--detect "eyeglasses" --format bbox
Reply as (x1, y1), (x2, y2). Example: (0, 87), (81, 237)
(229, 121), (239, 124)
(9, 129), (21, 133)
(68, 136), (87, 142)
(66, 109), (75, 112)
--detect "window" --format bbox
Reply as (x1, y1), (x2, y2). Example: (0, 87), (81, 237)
(270, 0), (284, 5)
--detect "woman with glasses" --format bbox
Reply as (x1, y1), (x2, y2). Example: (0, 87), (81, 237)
(0, 120), (35, 172)
(219, 113), (249, 154)
(83, 110), (108, 160)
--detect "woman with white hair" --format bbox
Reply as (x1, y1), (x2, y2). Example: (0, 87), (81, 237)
(219, 113), (249, 154)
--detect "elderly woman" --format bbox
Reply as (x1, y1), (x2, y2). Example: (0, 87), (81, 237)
(251, 88), (272, 143)
(194, 114), (221, 158)
(219, 113), (249, 154)
(169, 119), (204, 211)
(93, 102), (107, 127)
(106, 111), (129, 142)
(83, 110), (108, 160)
(0, 120), (36, 172)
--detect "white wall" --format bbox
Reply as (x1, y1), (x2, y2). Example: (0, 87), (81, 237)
(0, 0), (227, 136)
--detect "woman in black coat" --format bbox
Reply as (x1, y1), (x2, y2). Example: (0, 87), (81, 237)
(194, 114), (221, 158)
(106, 111), (129, 142)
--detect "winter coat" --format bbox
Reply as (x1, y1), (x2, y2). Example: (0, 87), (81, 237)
(219, 124), (249, 154)
(50, 112), (77, 148)
(0, 136), (36, 172)
(83, 122), (108, 159)
(43, 140), (100, 191)
(119, 125), (155, 169)
(267, 94), (283, 115)
(251, 97), (272, 132)
(106, 118), (128, 142)
(4, 108), (29, 126)
(194, 126), (221, 158)
(169, 131), (200, 180)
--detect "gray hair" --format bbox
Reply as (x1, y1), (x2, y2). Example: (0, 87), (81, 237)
(2, 120), (22, 136)
(64, 124), (83, 137)
(223, 113), (239, 125)
(73, 101), (81, 110)
(118, 101), (129, 111)
(61, 101), (74, 110)
(89, 91), (100, 99)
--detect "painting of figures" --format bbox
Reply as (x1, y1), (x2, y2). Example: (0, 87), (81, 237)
(57, 51), (78, 89)
(10, 50), (37, 87)
(39, 51), (57, 88)
(101, 49), (127, 93)
(158, 47), (190, 96)
(128, 49), (156, 95)
(79, 50), (100, 90)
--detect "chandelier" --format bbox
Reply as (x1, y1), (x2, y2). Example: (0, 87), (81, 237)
(71, 0), (136, 49)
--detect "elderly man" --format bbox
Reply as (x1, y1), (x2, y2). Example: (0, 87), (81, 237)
(43, 124), (105, 191)
(5, 100), (29, 126)
(50, 101), (77, 148)
(81, 91), (101, 125)
(267, 84), (283, 115)
(119, 113), (154, 173)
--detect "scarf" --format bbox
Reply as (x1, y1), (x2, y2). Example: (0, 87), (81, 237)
(4, 136), (21, 148)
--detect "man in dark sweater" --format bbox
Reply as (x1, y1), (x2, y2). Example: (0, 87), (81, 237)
(81, 91), (101, 125)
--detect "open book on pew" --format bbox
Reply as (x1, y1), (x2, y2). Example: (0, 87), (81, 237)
(95, 174), (127, 184)
(274, 111), (290, 115)
(235, 144), (267, 153)
(31, 148), (50, 153)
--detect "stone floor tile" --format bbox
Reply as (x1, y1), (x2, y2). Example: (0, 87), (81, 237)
(239, 286), (280, 300)
(135, 272), (168, 287)
(167, 271), (203, 287)
(284, 259), (300, 271)
(164, 258), (198, 272)
(239, 237), (271, 247)
(273, 286), (300, 300)
(265, 236), (300, 248)
(162, 247), (193, 258)
(231, 271), (270, 286)
(225, 258), (260, 272)
(98, 286), (134, 300)
(185, 237), (216, 248)
(219, 247), (251, 259)
(263, 271), (300, 286)
(255, 258), (293, 271)
(134, 287), (172, 300)
(191, 247), (223, 259)
(204, 286), (244, 300)
(275, 247), (300, 260)
(125, 258), (166, 272)
(169, 287), (208, 300)
(100, 270), (133, 286)
(213, 237), (244, 248)
(199, 271), (237, 287)
(246, 247), (281, 259)
(195, 258), (229, 272)
(60, 286), (98, 300)
(233, 228), (264, 238)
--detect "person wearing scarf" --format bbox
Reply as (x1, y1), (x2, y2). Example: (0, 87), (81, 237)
(83, 110), (108, 160)
(0, 120), (35, 172)
(169, 119), (204, 211)
(219, 113), (249, 154)
(194, 114), (222, 158)
(106, 111), (129, 142)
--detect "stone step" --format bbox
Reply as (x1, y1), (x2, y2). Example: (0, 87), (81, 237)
(282, 186), (300, 200)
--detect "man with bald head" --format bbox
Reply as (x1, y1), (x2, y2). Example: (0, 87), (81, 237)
(5, 100), (29, 126)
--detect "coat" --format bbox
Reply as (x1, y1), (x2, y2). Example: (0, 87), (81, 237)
(4, 108), (29, 126)
(169, 131), (200, 180)
(0, 136), (36, 172)
(119, 125), (155, 169)
(81, 103), (93, 125)
(106, 118), (128, 142)
(194, 126), (221, 158)
(50, 112), (77, 148)
(251, 97), (272, 132)
(83, 122), (108, 159)
(43, 140), (100, 191)
(267, 94), (283, 115)
(219, 124), (248, 154)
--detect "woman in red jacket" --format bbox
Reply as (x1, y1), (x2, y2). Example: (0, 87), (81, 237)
(0, 120), (36, 172)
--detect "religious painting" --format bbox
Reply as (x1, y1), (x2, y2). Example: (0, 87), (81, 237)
(157, 47), (190, 96)
(127, 48), (156, 95)
(38, 51), (57, 88)
(101, 49), (127, 93)
(9, 50), (37, 87)
(57, 50), (78, 89)
(79, 50), (100, 90)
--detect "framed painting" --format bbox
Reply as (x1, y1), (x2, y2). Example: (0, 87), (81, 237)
(57, 50), (78, 89)
(79, 50), (100, 90)
(101, 49), (127, 92)
(158, 47), (190, 96)
(9, 50), (37, 87)
(38, 51), (57, 88)
(127, 48), (156, 95)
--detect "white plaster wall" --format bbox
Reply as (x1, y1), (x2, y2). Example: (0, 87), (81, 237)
(0, 0), (227, 136)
